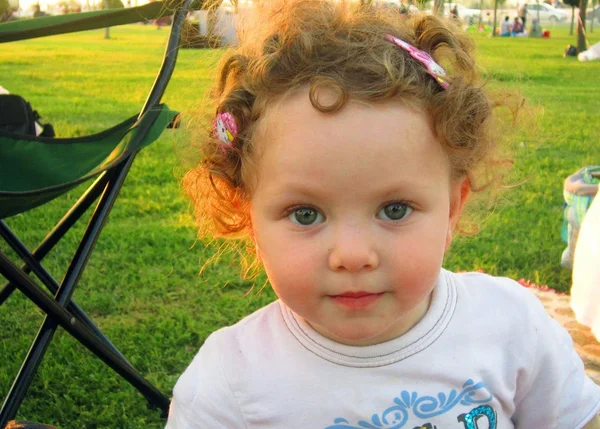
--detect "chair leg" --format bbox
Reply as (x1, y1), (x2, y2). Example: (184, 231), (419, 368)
(0, 317), (58, 425)
(0, 220), (131, 365)
(0, 167), (169, 426)
(0, 254), (170, 426)
(0, 281), (16, 305)
(0, 173), (108, 307)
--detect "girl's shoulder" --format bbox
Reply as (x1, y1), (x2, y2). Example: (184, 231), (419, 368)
(212, 299), (283, 340)
(449, 269), (543, 304)
(444, 269), (551, 325)
(169, 302), (287, 426)
(442, 270), (566, 376)
(203, 300), (291, 361)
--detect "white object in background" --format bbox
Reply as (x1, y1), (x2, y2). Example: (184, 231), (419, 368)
(578, 41), (600, 62)
(197, 10), (209, 37)
(571, 187), (600, 340)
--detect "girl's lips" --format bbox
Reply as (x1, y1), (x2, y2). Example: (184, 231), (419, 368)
(335, 291), (376, 298)
(329, 292), (384, 309)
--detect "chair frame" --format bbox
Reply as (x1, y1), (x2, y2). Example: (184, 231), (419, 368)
(0, 0), (194, 424)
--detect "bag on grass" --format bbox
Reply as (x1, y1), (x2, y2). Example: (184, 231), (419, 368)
(564, 44), (578, 57)
(0, 94), (55, 137)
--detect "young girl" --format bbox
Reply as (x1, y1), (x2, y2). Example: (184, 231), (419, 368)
(167, 1), (600, 428)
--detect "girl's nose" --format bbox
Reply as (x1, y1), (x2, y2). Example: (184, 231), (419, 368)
(328, 224), (379, 272)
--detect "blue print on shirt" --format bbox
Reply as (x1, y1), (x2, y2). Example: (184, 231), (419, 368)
(325, 379), (494, 429)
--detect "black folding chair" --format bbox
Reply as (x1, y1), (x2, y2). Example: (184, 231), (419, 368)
(0, 0), (194, 425)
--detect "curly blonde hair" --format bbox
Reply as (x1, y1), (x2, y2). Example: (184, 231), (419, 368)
(184, 0), (507, 254)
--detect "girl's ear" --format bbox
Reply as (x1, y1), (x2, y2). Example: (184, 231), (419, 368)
(445, 177), (471, 251)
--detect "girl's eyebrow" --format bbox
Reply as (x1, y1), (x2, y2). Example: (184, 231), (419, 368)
(266, 180), (435, 200)
(266, 183), (328, 200)
(376, 181), (439, 195)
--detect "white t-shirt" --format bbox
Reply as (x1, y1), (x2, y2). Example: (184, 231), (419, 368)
(501, 19), (512, 33)
(165, 270), (600, 429)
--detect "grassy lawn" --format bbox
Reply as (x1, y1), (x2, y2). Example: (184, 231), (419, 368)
(0, 22), (598, 427)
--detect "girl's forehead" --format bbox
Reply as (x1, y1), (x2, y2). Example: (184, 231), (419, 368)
(250, 89), (452, 189)
(257, 88), (423, 146)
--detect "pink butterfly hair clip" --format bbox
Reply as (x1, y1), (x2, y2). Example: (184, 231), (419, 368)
(213, 112), (238, 149)
(385, 35), (450, 90)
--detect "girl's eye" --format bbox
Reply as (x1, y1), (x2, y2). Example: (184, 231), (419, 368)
(288, 207), (324, 226)
(378, 203), (413, 221)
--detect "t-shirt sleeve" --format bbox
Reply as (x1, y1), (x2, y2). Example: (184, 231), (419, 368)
(513, 293), (600, 429)
(165, 332), (247, 429)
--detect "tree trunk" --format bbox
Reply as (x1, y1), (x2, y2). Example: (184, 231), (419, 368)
(478, 0), (483, 27)
(434, 0), (444, 15)
(570, 6), (575, 35)
(492, 0), (499, 35)
(103, 0), (110, 39)
(592, 0), (596, 32)
(578, 0), (588, 52)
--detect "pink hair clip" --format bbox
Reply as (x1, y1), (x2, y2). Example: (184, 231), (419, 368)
(213, 112), (238, 148)
(385, 34), (450, 90)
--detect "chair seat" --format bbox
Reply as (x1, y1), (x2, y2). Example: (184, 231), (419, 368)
(0, 104), (177, 219)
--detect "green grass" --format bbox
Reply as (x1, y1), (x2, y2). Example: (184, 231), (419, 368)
(0, 23), (598, 428)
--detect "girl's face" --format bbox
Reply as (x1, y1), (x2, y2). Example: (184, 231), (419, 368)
(250, 90), (468, 346)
